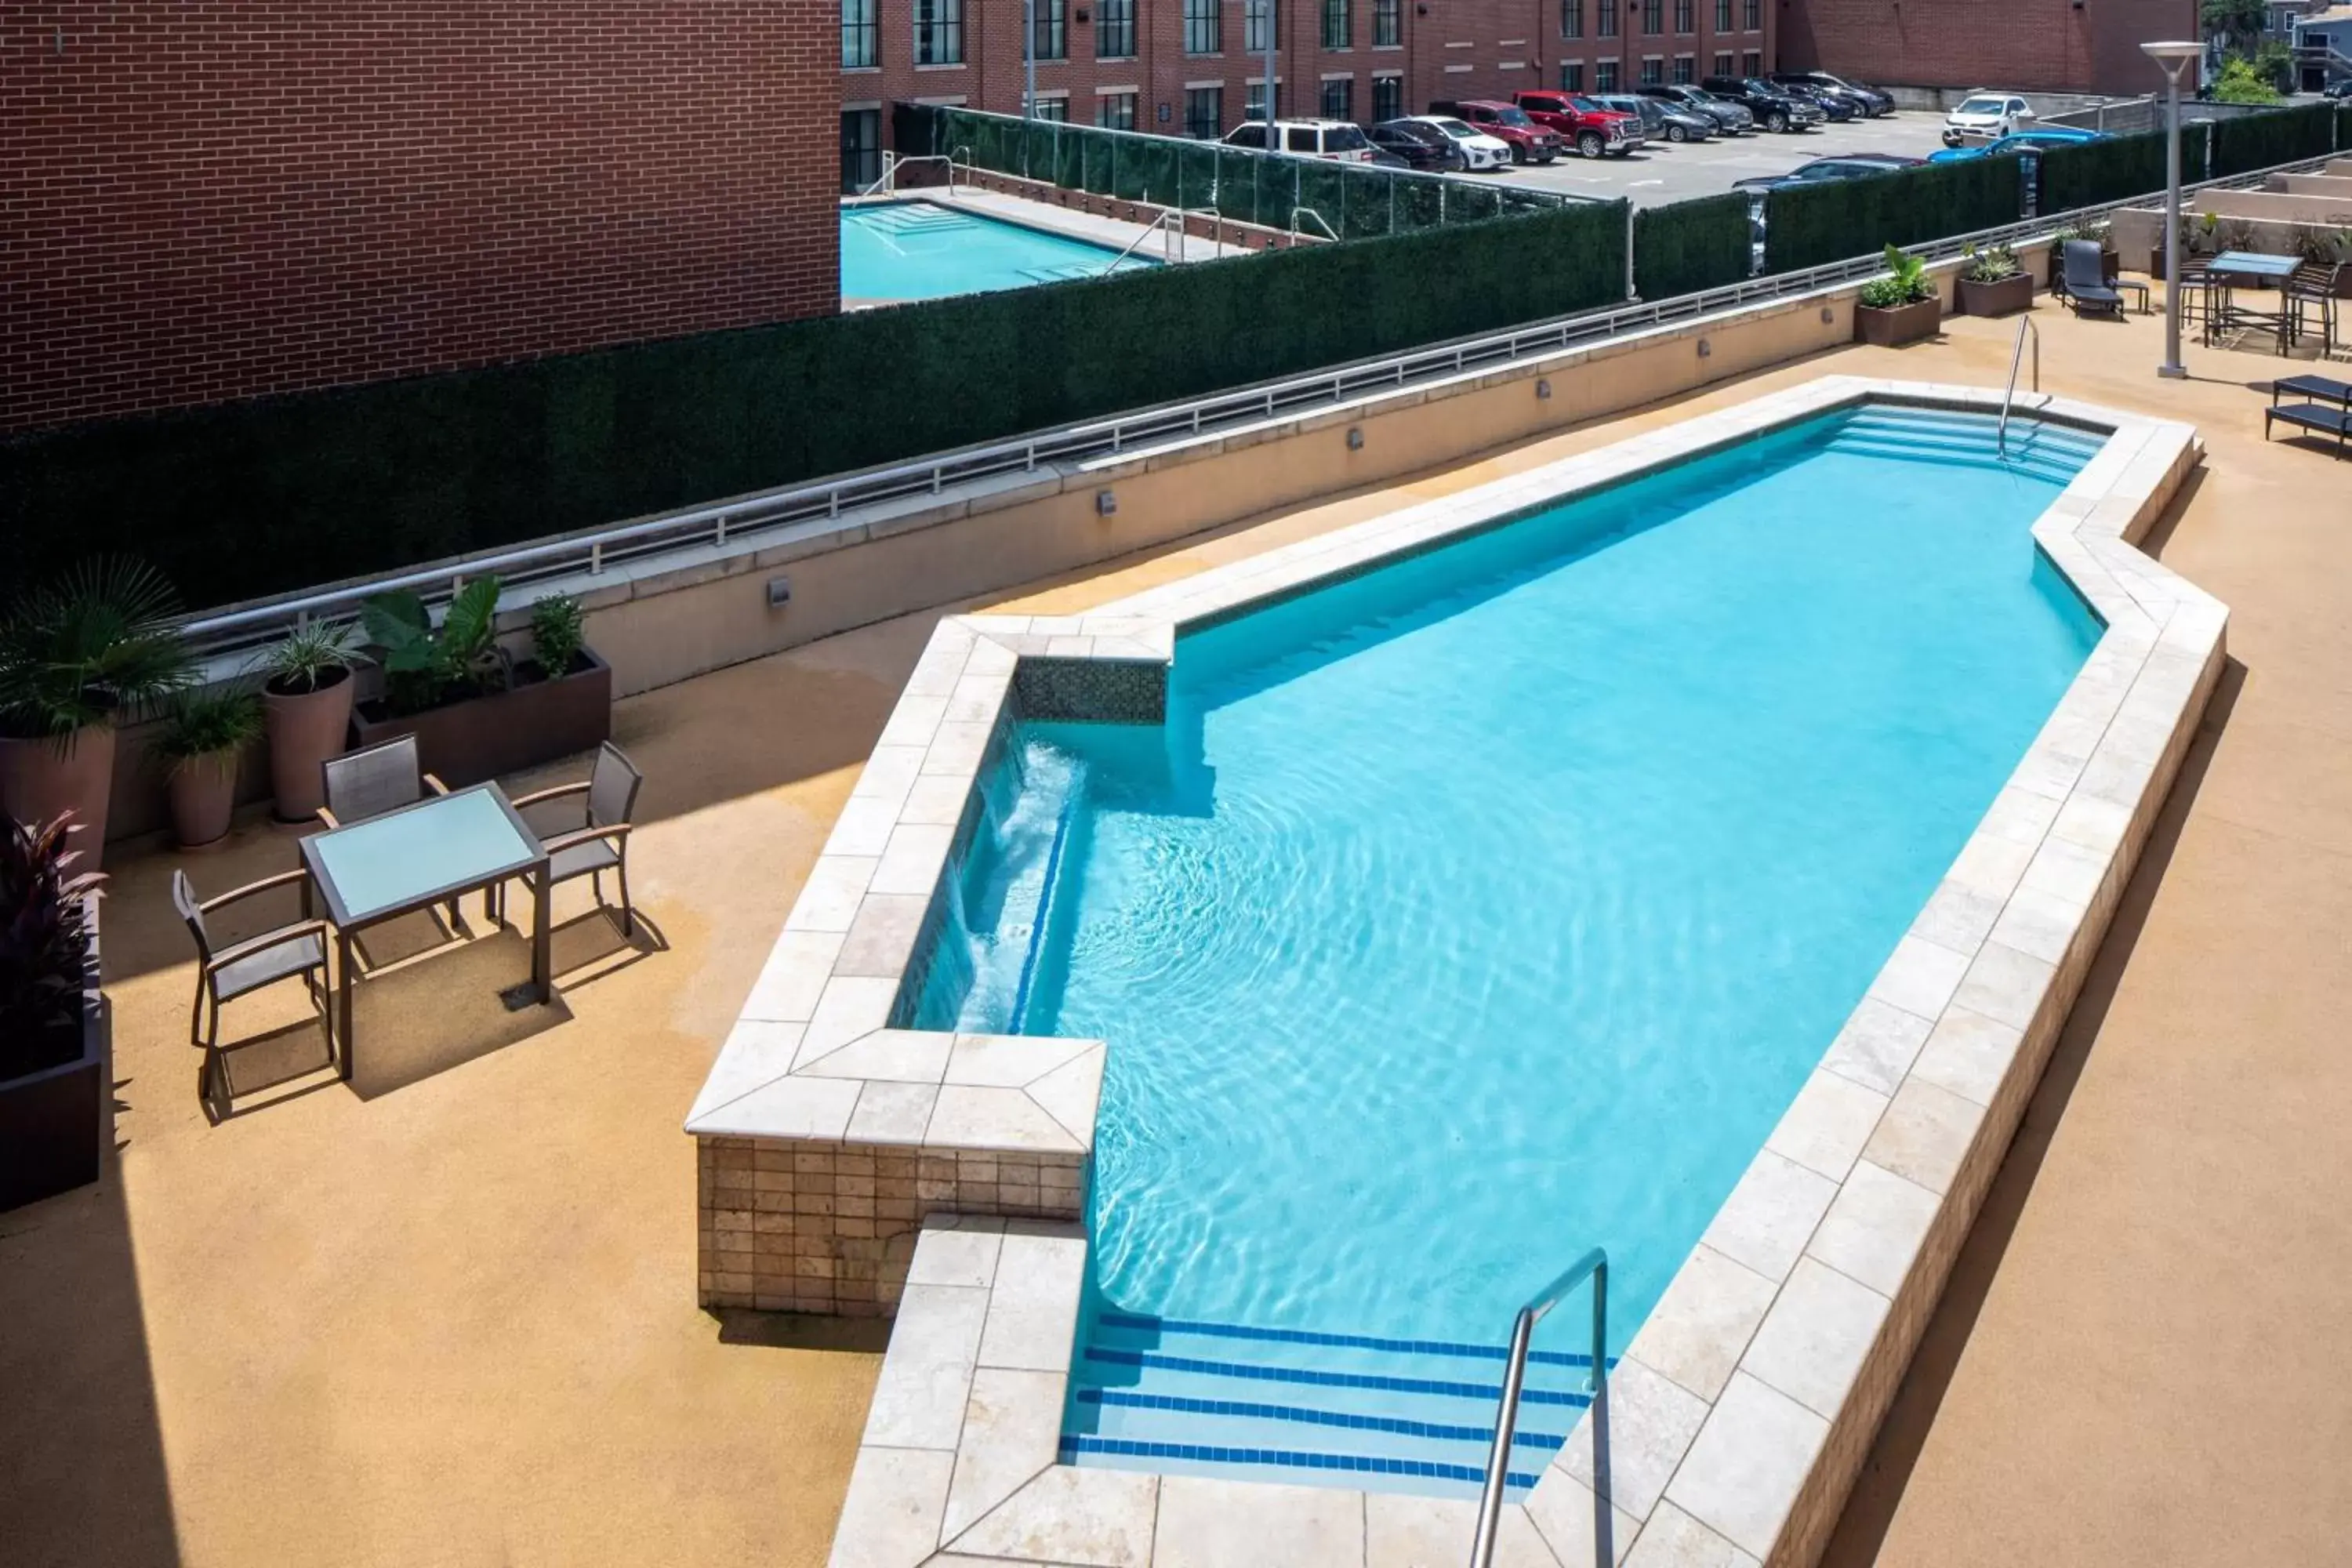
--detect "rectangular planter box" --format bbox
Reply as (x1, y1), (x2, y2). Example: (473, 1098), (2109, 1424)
(352, 647), (613, 787)
(1958, 272), (2035, 318)
(1854, 296), (1942, 347)
(1, 904), (108, 1214)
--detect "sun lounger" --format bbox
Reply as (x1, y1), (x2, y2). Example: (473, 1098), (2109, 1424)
(2274, 375), (2352, 408)
(2060, 240), (2124, 318)
(2263, 401), (2352, 458)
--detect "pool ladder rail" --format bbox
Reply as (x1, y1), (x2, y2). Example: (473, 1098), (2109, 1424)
(1995, 314), (2041, 457)
(1469, 1247), (1609, 1568)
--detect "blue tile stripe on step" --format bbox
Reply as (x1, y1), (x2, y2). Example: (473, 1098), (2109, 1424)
(1091, 1312), (1621, 1372)
(1083, 1347), (1596, 1407)
(1058, 1433), (1544, 1492)
(1075, 1388), (1568, 1452)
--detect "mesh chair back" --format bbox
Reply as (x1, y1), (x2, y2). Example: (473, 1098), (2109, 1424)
(323, 736), (424, 826)
(586, 742), (643, 829)
(171, 869), (212, 960)
(2062, 240), (2105, 292)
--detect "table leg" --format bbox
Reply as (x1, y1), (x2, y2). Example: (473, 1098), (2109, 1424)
(532, 865), (553, 1005)
(338, 930), (355, 1080)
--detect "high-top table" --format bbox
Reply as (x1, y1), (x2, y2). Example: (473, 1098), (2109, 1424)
(300, 783), (552, 1073)
(2205, 250), (2303, 353)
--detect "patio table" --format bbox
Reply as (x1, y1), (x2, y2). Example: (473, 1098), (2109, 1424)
(2206, 250), (2303, 353)
(299, 783), (552, 1074)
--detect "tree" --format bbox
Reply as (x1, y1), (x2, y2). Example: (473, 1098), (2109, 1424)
(2212, 55), (2284, 103)
(2201, 0), (2266, 50)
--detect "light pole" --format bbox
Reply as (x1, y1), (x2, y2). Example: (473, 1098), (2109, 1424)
(2143, 40), (2203, 379)
(1264, 0), (1278, 127)
(1024, 0), (1036, 119)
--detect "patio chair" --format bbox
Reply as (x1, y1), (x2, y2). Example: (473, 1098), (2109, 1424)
(500, 742), (645, 938)
(172, 868), (334, 1101)
(2288, 262), (2344, 358)
(2061, 241), (2124, 318)
(318, 735), (460, 929)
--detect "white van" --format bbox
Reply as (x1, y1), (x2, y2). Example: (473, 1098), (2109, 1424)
(1221, 118), (1378, 163)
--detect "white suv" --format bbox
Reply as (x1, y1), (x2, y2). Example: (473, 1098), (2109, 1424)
(1404, 114), (1514, 171)
(1941, 92), (2036, 147)
(1221, 118), (1377, 163)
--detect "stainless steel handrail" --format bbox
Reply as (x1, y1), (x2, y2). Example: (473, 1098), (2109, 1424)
(1996, 314), (2040, 456)
(1469, 1247), (1607, 1568)
(1290, 205), (1339, 241)
(171, 147), (2343, 661)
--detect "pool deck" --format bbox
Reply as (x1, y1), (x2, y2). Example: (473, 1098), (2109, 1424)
(5, 303), (2349, 1566)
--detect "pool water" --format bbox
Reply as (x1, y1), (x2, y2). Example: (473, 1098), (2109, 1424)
(914, 406), (2105, 1494)
(840, 200), (1153, 300)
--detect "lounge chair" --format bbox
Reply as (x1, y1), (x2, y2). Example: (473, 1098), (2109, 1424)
(172, 868), (335, 1102)
(2061, 240), (2125, 318)
(2263, 400), (2352, 458)
(2274, 374), (2352, 408)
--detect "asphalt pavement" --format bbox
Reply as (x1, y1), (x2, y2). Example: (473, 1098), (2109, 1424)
(1492, 111), (1957, 208)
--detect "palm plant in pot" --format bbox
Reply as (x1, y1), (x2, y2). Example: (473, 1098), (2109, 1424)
(1, 812), (106, 1210)
(153, 689), (264, 849)
(0, 559), (194, 862)
(256, 620), (367, 822)
(1853, 245), (1941, 347)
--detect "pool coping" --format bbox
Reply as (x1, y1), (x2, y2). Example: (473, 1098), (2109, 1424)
(685, 374), (2223, 1567)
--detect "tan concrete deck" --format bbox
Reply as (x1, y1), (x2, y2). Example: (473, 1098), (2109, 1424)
(2, 300), (2344, 1566)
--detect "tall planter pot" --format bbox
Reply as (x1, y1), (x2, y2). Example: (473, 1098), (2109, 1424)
(0, 902), (107, 1214)
(0, 723), (117, 858)
(168, 753), (239, 849)
(350, 648), (612, 786)
(1854, 296), (1942, 347)
(263, 668), (354, 822)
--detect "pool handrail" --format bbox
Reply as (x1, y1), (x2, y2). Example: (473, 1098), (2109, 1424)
(1996, 314), (2040, 456)
(1469, 1246), (1608, 1568)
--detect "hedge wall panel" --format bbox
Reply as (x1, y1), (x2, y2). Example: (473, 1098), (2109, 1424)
(2210, 102), (2337, 178)
(1634, 194), (1754, 299)
(1763, 156), (2022, 274)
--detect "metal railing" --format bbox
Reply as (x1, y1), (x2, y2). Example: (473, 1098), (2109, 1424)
(856, 151), (969, 199)
(1290, 205), (1339, 241)
(1099, 205), (1226, 270)
(1997, 314), (2040, 456)
(172, 147), (2348, 662)
(1470, 1247), (1608, 1568)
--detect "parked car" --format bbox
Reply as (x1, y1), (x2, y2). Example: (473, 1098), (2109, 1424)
(2325, 79), (2352, 100)
(1220, 118), (1378, 162)
(1941, 91), (2037, 147)
(1769, 71), (1895, 118)
(1597, 93), (1712, 144)
(1639, 82), (1754, 135)
(1926, 126), (2101, 164)
(1402, 114), (1515, 171)
(1775, 80), (1859, 121)
(1700, 76), (1825, 133)
(1367, 118), (1468, 171)
(1509, 90), (1647, 158)
(1428, 100), (1563, 164)
(1730, 153), (1922, 194)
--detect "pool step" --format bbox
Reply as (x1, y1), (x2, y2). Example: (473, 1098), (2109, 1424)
(1062, 1312), (1613, 1499)
(1831, 408), (2104, 481)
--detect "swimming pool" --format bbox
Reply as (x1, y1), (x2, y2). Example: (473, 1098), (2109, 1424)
(840, 200), (1154, 301)
(909, 405), (2106, 1495)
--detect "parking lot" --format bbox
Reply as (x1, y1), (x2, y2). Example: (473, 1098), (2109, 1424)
(1494, 109), (1957, 207)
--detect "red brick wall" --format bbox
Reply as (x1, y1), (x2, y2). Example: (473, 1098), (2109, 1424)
(1778, 0), (2195, 94)
(3, 1), (840, 434)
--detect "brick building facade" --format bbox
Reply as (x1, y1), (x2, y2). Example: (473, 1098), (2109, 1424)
(840, 0), (1777, 184)
(4, 2), (839, 435)
(1778, 0), (2198, 95)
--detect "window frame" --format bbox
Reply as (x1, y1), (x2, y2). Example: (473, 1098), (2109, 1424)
(842, 0), (878, 68)
(1095, 0), (1136, 56)
(913, 0), (963, 64)
(1323, 0), (1352, 48)
(1320, 74), (1354, 118)
(1184, 0), (1221, 56)
(1185, 84), (1225, 137)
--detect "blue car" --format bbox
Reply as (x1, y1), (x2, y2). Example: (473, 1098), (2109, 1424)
(1926, 127), (2103, 164)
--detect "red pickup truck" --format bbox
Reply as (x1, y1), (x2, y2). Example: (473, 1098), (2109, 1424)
(1427, 100), (1563, 165)
(1511, 90), (1646, 158)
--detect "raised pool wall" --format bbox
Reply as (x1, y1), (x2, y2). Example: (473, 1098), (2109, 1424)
(686, 375), (2222, 1566)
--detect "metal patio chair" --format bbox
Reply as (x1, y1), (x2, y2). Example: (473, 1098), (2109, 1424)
(172, 868), (334, 1102)
(2288, 261), (2344, 358)
(501, 742), (645, 938)
(318, 735), (462, 929)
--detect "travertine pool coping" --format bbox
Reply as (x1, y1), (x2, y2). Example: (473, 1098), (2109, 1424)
(685, 375), (2223, 1566)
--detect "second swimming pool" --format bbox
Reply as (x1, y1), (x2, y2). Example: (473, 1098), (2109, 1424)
(840, 199), (1153, 301)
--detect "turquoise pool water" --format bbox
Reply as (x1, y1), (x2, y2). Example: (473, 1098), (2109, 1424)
(913, 406), (2105, 1493)
(840, 200), (1153, 300)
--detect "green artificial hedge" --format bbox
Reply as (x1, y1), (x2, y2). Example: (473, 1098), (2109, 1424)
(1763, 154), (2024, 275)
(3, 201), (1629, 608)
(2209, 102), (2339, 179)
(2034, 128), (2206, 217)
(1633, 194), (1754, 300)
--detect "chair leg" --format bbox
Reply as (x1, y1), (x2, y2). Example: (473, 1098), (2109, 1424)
(616, 860), (636, 940)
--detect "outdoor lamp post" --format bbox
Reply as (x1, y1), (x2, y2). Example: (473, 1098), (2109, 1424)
(1025, 0), (1036, 118)
(2143, 40), (2205, 379)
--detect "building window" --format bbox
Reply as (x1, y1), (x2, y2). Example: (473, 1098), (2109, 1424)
(1097, 89), (1138, 127)
(1714, 49), (1733, 74)
(1742, 0), (1759, 27)
(1185, 0), (1221, 54)
(1561, 0), (1584, 35)
(1672, 53), (1693, 82)
(1715, 0), (1731, 28)
(1247, 0), (1278, 54)
(1031, 0), (1065, 60)
(1033, 93), (1069, 119)
(1674, 0), (1693, 31)
(1373, 74), (1402, 117)
(1640, 54), (1664, 82)
(1375, 0), (1401, 44)
(1323, 0), (1352, 48)
(840, 109), (882, 193)
(1641, 0), (1662, 34)
(1321, 76), (1352, 118)
(914, 0), (962, 63)
(1186, 84), (1224, 136)
(1094, 0), (1136, 54)
(1742, 46), (1761, 72)
(1560, 60), (1584, 89)
(843, 0), (877, 67)
(1595, 58), (1619, 89)
(1246, 79), (1282, 119)
(1598, 0), (1617, 38)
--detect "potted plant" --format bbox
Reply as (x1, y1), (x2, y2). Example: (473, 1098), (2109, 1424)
(1957, 243), (2034, 318)
(0, 559), (194, 862)
(2295, 226), (2352, 296)
(0, 813), (107, 1212)
(258, 621), (367, 821)
(1853, 245), (1941, 347)
(153, 688), (264, 849)
(349, 581), (611, 784)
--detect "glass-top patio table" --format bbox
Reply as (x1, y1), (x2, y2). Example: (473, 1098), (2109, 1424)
(2206, 250), (2303, 353)
(299, 784), (553, 1073)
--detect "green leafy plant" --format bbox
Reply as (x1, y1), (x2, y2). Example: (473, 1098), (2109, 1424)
(1962, 243), (2023, 284)
(528, 595), (586, 680)
(0, 557), (194, 748)
(2212, 56), (2282, 105)
(361, 577), (510, 717)
(1858, 244), (1936, 309)
(2051, 216), (2111, 247)
(257, 620), (367, 696)
(151, 688), (263, 776)
(0, 813), (103, 1080)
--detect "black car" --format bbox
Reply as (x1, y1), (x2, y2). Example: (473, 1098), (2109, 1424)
(1368, 118), (1468, 171)
(1773, 80), (1858, 121)
(1597, 93), (1711, 144)
(1770, 71), (1896, 118)
(1639, 82), (1755, 134)
(1730, 153), (1922, 194)
(1700, 76), (1825, 133)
